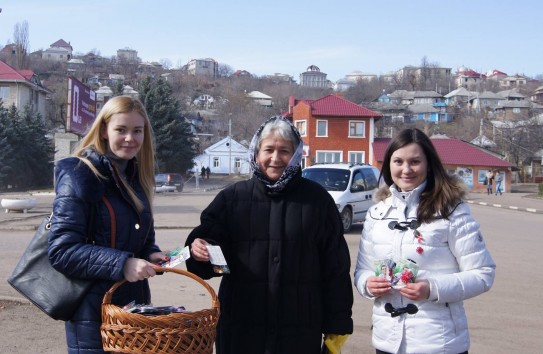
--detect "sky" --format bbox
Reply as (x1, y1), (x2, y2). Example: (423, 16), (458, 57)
(1, 0), (542, 83)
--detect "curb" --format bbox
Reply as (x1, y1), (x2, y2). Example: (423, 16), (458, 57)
(465, 200), (541, 214)
(0, 295), (31, 304)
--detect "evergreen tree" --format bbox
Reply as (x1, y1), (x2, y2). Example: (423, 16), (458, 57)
(0, 103), (54, 190)
(3, 105), (24, 188)
(0, 105), (15, 188)
(18, 106), (55, 188)
(139, 77), (196, 173)
(112, 80), (124, 96)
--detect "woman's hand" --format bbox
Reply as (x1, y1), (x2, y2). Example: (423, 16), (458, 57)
(366, 276), (391, 297)
(123, 258), (158, 282)
(399, 279), (430, 300)
(190, 238), (210, 262)
(149, 251), (170, 265)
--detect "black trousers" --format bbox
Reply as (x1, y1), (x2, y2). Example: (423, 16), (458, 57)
(376, 350), (467, 354)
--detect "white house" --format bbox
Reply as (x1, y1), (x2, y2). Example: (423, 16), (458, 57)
(193, 137), (250, 175)
(247, 91), (272, 107)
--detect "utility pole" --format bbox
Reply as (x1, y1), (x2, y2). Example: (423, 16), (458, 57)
(229, 119), (232, 175)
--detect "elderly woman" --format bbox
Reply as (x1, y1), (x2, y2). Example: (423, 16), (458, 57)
(185, 116), (353, 354)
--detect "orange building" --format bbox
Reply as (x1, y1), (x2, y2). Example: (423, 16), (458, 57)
(287, 94), (382, 168)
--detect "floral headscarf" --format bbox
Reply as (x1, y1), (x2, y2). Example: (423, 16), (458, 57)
(248, 116), (303, 192)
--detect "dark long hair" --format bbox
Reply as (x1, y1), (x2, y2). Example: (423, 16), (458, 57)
(380, 128), (465, 223)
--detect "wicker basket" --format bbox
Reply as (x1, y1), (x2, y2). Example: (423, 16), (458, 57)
(101, 267), (220, 354)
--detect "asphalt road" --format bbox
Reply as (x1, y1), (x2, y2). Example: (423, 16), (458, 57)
(1, 183), (542, 353)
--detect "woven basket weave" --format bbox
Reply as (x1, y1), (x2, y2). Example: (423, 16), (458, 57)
(101, 267), (220, 354)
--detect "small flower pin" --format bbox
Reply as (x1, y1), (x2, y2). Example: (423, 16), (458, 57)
(414, 230), (424, 243)
(416, 246), (424, 254)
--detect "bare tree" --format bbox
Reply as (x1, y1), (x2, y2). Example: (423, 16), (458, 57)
(218, 63), (234, 78)
(159, 58), (172, 70)
(44, 78), (68, 130)
(344, 78), (385, 104)
(13, 20), (30, 69)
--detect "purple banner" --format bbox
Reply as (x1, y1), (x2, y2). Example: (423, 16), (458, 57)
(66, 77), (96, 135)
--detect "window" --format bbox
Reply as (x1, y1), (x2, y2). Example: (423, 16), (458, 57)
(349, 151), (365, 164)
(349, 121), (365, 137)
(316, 151), (342, 163)
(213, 157), (220, 167)
(295, 120), (307, 136)
(316, 120), (327, 137)
(513, 108), (520, 113)
(361, 168), (379, 190)
(235, 158), (241, 168)
(351, 170), (367, 191)
(0, 86), (9, 99)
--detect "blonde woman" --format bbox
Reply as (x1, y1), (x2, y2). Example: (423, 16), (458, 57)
(49, 96), (169, 353)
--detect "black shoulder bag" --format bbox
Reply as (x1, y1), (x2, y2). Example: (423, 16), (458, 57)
(7, 197), (115, 321)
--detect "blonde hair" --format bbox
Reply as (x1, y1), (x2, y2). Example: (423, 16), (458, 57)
(73, 96), (155, 212)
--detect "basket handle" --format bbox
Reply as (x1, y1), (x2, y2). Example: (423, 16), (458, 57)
(102, 267), (219, 310)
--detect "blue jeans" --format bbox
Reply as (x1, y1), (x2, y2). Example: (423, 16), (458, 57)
(495, 181), (502, 194)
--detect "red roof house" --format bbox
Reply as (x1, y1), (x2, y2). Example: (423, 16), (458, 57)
(287, 94), (382, 167)
(0, 59), (50, 118)
(373, 136), (515, 192)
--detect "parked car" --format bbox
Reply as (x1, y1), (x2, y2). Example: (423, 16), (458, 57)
(155, 173), (184, 192)
(302, 163), (381, 231)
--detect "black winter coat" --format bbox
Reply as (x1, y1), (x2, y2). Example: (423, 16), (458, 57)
(49, 150), (161, 353)
(185, 174), (353, 354)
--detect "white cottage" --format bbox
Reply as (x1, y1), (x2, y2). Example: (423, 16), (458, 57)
(193, 137), (250, 175)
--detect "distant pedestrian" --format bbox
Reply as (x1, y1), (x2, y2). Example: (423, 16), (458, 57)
(495, 170), (503, 195)
(201, 166), (206, 178)
(485, 171), (494, 195)
(205, 166), (210, 179)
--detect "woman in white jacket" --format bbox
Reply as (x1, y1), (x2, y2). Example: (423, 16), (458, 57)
(354, 128), (495, 354)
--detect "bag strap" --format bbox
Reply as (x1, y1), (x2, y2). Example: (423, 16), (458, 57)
(101, 196), (116, 249)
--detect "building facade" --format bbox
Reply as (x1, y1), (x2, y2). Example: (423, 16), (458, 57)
(288, 94), (382, 168)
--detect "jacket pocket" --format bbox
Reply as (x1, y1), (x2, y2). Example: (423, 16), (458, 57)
(447, 302), (468, 335)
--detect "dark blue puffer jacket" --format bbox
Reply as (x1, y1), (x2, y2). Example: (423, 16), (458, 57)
(49, 149), (161, 353)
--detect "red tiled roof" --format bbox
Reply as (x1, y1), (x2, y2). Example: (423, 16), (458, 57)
(0, 60), (29, 81)
(1, 44), (15, 53)
(488, 69), (507, 76)
(17, 69), (34, 81)
(373, 137), (514, 168)
(303, 94), (382, 117)
(50, 39), (71, 48)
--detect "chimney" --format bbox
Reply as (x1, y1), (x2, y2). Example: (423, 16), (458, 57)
(288, 95), (295, 114)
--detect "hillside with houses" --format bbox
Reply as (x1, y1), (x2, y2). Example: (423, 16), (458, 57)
(1, 38), (542, 186)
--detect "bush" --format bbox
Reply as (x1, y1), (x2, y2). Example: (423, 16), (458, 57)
(539, 183), (543, 196)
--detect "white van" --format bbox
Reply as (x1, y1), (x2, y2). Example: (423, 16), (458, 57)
(302, 163), (381, 231)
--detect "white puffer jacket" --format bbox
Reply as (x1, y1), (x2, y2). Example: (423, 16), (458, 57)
(354, 183), (495, 354)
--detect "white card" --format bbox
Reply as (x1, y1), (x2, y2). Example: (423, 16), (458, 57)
(206, 245), (228, 266)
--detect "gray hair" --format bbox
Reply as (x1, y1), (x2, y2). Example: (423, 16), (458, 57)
(257, 118), (297, 153)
